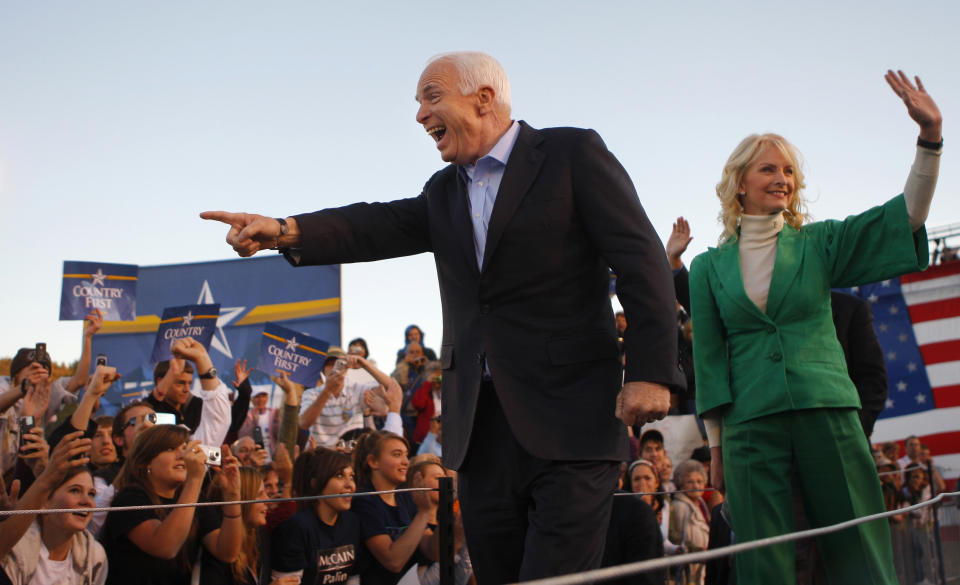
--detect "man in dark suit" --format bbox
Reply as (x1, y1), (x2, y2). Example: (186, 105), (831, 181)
(829, 291), (887, 438)
(202, 51), (683, 584)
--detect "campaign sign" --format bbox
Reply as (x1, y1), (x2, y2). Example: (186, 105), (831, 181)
(60, 261), (138, 321)
(150, 304), (221, 363)
(257, 322), (329, 386)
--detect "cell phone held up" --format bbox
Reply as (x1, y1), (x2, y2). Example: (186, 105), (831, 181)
(96, 354), (107, 367)
(33, 343), (47, 365)
(18, 416), (36, 452)
(332, 358), (348, 375)
(252, 426), (265, 449)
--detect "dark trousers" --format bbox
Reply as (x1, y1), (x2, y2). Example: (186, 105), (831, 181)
(458, 382), (620, 585)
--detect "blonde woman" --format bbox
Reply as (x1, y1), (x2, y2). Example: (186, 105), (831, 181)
(691, 70), (941, 584)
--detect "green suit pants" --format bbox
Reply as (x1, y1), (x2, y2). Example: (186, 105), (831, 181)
(722, 408), (897, 584)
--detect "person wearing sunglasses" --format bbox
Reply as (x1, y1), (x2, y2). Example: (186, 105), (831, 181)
(87, 400), (157, 536)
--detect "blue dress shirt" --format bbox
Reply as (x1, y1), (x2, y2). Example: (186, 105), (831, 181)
(458, 120), (521, 269)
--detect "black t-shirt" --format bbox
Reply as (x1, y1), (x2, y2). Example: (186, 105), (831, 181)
(271, 508), (362, 585)
(197, 506), (269, 585)
(351, 491), (424, 585)
(100, 486), (215, 585)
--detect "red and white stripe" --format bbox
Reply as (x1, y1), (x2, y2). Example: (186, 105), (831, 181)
(873, 260), (960, 481)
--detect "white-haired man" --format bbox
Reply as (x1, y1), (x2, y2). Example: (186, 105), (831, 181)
(202, 51), (683, 583)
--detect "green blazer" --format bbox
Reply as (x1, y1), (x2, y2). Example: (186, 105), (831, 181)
(690, 194), (928, 426)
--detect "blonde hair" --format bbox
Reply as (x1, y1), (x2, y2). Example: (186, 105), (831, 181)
(716, 133), (809, 243)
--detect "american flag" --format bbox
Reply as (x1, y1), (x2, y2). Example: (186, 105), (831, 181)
(840, 260), (960, 482)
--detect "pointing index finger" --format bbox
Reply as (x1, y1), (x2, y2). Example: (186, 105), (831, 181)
(200, 210), (244, 226)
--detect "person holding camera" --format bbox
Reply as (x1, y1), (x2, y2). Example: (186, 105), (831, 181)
(0, 311), (103, 479)
(299, 348), (389, 449)
(0, 431), (103, 585)
(100, 424), (243, 585)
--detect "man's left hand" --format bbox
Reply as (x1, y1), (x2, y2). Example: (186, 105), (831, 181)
(615, 381), (670, 426)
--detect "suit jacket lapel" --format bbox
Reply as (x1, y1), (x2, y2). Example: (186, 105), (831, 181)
(765, 224), (803, 319)
(449, 170), (480, 278)
(481, 122), (545, 273)
(715, 240), (772, 322)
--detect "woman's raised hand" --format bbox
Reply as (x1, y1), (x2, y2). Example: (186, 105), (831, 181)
(885, 70), (942, 142)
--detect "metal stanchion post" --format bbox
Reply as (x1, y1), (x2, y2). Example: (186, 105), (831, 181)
(928, 460), (947, 585)
(438, 476), (455, 585)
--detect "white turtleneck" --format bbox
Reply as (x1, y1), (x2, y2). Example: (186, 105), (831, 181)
(738, 213), (785, 312)
(702, 145), (941, 448)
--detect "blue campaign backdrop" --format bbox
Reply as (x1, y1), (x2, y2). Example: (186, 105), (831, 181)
(92, 256), (340, 412)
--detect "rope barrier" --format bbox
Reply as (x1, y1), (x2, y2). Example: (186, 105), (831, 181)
(511, 489), (960, 585)
(0, 486), (435, 517)
(614, 487), (705, 497)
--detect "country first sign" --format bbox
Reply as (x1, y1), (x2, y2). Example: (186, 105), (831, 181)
(150, 304), (221, 363)
(60, 261), (138, 321)
(257, 322), (329, 386)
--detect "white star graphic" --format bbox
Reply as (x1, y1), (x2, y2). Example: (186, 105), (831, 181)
(915, 393), (927, 405)
(878, 323), (888, 332)
(182, 310), (194, 327)
(881, 280), (891, 287)
(868, 293), (879, 303)
(886, 351), (897, 361)
(896, 380), (907, 392)
(885, 399), (894, 409)
(889, 306), (899, 315)
(91, 269), (106, 287)
(851, 286), (860, 293)
(197, 280), (245, 359)
(286, 337), (299, 352)
(898, 333), (908, 342)
(907, 362), (918, 372)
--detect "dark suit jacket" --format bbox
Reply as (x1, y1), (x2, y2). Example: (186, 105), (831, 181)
(287, 121), (684, 468)
(830, 291), (888, 437)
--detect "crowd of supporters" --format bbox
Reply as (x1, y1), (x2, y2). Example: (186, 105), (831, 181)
(0, 215), (954, 585)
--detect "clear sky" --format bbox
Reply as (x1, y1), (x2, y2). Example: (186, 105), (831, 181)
(2, 0), (958, 369)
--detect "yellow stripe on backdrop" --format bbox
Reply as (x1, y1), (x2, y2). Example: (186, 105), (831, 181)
(97, 297), (341, 334)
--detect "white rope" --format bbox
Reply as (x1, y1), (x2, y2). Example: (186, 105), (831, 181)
(0, 487), (435, 517)
(512, 489), (960, 585)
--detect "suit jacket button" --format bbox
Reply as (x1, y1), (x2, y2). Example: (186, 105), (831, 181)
(769, 352), (782, 362)
(766, 325), (776, 334)
(480, 304), (491, 315)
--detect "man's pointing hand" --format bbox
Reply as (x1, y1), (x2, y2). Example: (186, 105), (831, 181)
(200, 211), (299, 257)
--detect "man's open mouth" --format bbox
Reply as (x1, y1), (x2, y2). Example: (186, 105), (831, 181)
(427, 126), (446, 143)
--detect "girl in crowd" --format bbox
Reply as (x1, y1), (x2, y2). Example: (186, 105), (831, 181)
(351, 431), (436, 585)
(201, 466), (289, 585)
(271, 448), (360, 585)
(668, 460), (710, 585)
(628, 458), (680, 556)
(1, 432), (104, 585)
(99, 425), (243, 585)
(407, 459), (473, 585)
(691, 70), (941, 583)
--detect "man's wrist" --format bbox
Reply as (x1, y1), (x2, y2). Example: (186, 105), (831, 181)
(276, 217), (301, 248)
